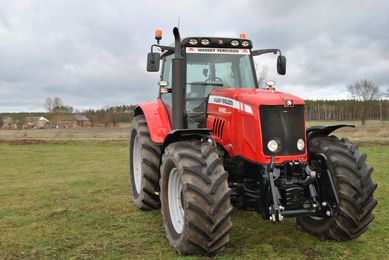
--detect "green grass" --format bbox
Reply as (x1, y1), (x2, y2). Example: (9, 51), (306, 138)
(0, 142), (388, 259)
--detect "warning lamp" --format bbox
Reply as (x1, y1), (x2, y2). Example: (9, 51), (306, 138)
(217, 39), (224, 45)
(239, 33), (247, 39)
(155, 29), (162, 44)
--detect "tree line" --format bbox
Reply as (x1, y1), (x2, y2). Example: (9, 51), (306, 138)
(304, 99), (388, 121)
(83, 105), (136, 127)
(44, 97), (136, 127)
(2, 78), (388, 129)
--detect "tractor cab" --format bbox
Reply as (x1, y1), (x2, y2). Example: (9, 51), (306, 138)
(148, 32), (286, 129)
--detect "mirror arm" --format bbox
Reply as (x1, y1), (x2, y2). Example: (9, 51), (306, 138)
(252, 49), (281, 56)
(150, 44), (175, 53)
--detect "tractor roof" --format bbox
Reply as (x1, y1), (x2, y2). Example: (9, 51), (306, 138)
(161, 37), (253, 58)
(181, 37), (253, 49)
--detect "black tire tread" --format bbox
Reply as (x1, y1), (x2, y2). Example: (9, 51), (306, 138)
(297, 136), (377, 240)
(129, 115), (161, 210)
(160, 140), (232, 255)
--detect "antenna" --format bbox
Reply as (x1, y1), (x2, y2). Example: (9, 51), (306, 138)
(177, 17), (180, 30)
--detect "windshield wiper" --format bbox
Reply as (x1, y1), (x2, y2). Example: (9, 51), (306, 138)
(188, 82), (224, 86)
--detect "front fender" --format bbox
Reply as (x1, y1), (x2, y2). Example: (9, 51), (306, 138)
(306, 124), (355, 139)
(135, 99), (171, 144)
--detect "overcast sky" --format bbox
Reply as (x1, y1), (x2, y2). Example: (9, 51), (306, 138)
(0, 0), (388, 112)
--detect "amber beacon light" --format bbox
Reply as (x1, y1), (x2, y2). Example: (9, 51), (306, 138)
(239, 33), (247, 39)
(155, 29), (162, 43)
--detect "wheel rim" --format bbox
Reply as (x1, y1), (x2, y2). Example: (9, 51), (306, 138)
(132, 134), (142, 193)
(168, 168), (184, 234)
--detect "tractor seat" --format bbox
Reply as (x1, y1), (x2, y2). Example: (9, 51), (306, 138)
(186, 82), (222, 128)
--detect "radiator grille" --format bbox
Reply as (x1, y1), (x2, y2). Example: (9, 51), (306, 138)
(260, 105), (305, 156)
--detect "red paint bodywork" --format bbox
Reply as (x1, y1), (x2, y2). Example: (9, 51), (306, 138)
(137, 99), (171, 143)
(206, 88), (308, 164)
(139, 88), (307, 164)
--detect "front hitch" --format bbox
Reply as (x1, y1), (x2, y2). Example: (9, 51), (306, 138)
(266, 158), (336, 222)
(267, 156), (283, 222)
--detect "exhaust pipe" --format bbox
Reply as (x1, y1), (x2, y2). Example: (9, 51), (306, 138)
(171, 27), (185, 129)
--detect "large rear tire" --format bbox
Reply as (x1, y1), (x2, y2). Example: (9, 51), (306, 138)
(297, 136), (377, 240)
(160, 140), (232, 255)
(129, 114), (161, 210)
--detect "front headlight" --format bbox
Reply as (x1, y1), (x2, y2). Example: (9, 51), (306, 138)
(297, 139), (305, 151)
(267, 139), (280, 153)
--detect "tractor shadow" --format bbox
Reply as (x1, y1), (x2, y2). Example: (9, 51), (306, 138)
(222, 211), (354, 259)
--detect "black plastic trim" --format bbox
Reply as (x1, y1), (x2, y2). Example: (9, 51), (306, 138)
(307, 124), (355, 139)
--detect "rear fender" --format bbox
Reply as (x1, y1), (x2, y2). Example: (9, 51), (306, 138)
(162, 129), (212, 152)
(135, 99), (171, 144)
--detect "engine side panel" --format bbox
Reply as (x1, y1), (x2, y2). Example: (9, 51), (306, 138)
(206, 88), (308, 164)
(136, 99), (171, 144)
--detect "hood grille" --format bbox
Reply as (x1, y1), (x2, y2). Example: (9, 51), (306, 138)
(260, 105), (305, 156)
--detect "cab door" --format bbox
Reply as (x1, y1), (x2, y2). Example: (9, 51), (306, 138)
(159, 54), (173, 125)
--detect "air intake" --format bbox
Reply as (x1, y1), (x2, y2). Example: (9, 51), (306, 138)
(212, 118), (226, 139)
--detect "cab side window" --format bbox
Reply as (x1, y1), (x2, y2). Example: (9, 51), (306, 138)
(162, 55), (173, 87)
(161, 55), (173, 119)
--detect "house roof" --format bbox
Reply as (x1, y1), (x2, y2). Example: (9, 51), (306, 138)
(57, 114), (90, 122)
(25, 116), (49, 123)
(75, 115), (90, 121)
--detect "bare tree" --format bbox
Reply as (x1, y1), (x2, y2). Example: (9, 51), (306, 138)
(258, 65), (269, 85)
(53, 97), (63, 108)
(44, 97), (53, 112)
(346, 79), (381, 125)
(256, 64), (269, 87)
(44, 97), (64, 112)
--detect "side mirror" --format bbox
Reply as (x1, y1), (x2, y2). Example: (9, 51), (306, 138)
(147, 52), (160, 72)
(277, 55), (286, 75)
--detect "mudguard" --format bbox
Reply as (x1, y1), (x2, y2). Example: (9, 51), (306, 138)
(134, 99), (171, 144)
(162, 128), (212, 151)
(306, 124), (355, 139)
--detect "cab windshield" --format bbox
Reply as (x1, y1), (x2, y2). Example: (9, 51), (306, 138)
(186, 50), (257, 89)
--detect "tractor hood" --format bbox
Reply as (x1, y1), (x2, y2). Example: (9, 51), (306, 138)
(209, 88), (305, 108)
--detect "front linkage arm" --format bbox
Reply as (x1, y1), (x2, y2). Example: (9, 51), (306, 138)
(267, 156), (283, 222)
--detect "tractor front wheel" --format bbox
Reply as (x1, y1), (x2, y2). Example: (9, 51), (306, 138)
(160, 140), (232, 255)
(297, 136), (377, 240)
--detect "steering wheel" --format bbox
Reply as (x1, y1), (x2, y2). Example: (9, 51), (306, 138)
(205, 76), (223, 83)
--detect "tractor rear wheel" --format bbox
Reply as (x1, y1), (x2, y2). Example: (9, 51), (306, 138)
(297, 136), (377, 240)
(129, 114), (161, 210)
(160, 140), (232, 255)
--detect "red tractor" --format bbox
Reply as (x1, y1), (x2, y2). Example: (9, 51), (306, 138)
(129, 28), (377, 255)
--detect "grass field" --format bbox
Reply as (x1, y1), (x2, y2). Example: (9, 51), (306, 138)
(0, 123), (388, 259)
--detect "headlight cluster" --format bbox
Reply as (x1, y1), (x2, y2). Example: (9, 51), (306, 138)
(187, 38), (250, 47)
(188, 38), (210, 46)
(267, 138), (305, 153)
(231, 40), (250, 47)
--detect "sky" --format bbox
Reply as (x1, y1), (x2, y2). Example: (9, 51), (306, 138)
(0, 0), (388, 112)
